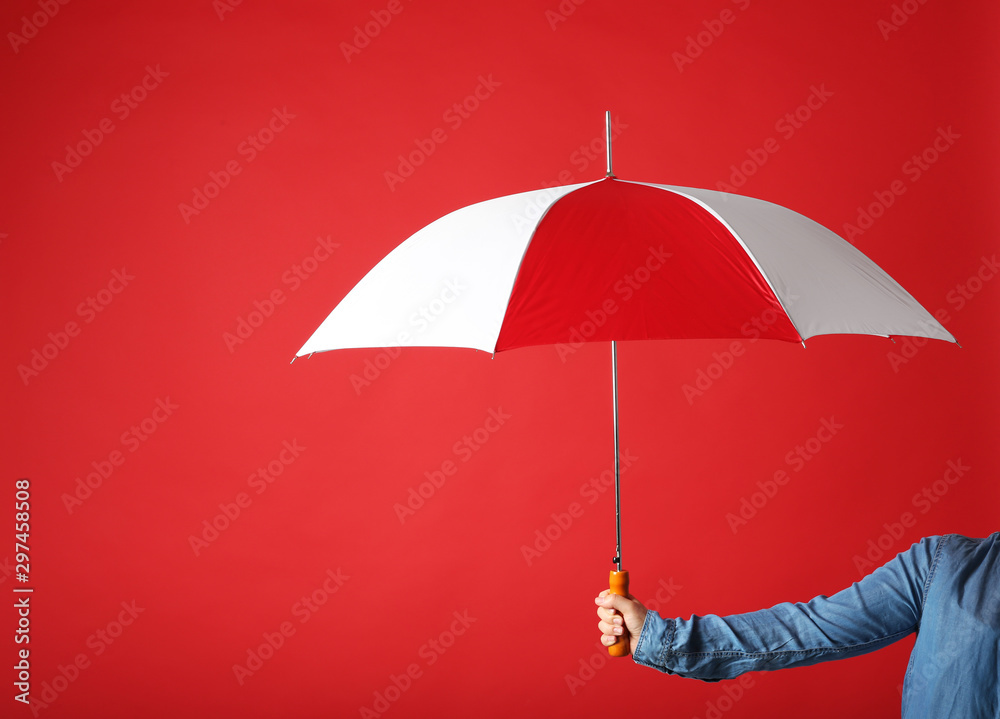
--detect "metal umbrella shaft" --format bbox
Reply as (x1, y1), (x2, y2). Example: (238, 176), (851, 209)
(607, 111), (622, 572)
(608, 340), (630, 658)
(612, 340), (622, 571)
(606, 116), (630, 658)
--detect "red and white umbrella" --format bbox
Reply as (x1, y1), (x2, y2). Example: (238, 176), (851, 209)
(296, 113), (955, 654)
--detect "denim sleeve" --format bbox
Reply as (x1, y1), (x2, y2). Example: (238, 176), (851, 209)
(633, 536), (943, 681)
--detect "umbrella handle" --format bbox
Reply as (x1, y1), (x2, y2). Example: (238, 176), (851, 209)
(608, 569), (630, 657)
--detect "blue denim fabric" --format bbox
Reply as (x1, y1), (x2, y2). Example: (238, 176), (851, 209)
(633, 533), (1000, 718)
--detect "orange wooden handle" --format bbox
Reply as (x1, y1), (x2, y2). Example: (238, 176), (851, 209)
(608, 569), (630, 657)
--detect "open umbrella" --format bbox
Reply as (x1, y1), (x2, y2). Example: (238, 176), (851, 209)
(295, 113), (956, 656)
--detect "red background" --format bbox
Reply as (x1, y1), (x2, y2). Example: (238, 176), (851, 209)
(3, 1), (998, 717)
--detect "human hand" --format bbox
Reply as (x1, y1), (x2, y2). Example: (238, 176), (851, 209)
(595, 589), (648, 656)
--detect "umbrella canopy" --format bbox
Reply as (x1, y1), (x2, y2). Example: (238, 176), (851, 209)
(296, 177), (955, 357)
(295, 116), (956, 657)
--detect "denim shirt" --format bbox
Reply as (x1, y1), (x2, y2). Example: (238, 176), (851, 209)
(633, 534), (1000, 718)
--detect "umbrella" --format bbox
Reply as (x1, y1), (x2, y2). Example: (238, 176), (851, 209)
(295, 112), (956, 656)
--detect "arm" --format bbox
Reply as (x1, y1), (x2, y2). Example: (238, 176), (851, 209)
(599, 536), (942, 681)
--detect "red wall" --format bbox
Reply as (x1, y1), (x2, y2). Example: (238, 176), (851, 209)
(4, 1), (998, 717)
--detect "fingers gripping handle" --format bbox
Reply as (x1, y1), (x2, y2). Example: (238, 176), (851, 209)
(608, 570), (630, 657)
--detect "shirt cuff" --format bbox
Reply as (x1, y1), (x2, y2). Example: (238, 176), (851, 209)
(633, 610), (674, 672)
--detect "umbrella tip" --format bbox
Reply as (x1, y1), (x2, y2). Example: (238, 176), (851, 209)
(605, 110), (615, 179)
